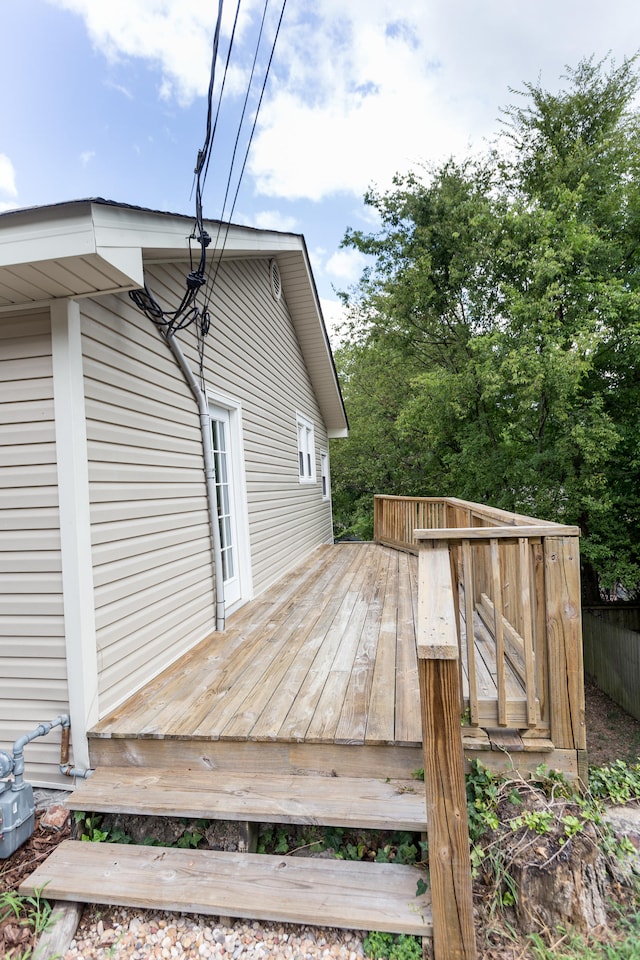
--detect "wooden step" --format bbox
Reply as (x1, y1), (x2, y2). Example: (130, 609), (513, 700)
(66, 767), (428, 831)
(20, 840), (432, 936)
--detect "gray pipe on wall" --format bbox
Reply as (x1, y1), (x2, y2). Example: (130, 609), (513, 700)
(164, 330), (225, 631)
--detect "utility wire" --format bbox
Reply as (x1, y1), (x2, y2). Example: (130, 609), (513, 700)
(203, 0), (288, 310)
(202, 0), (243, 192)
(130, 0), (224, 333)
(130, 0), (288, 335)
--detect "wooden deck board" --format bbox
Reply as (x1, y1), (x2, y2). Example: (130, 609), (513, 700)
(395, 552), (421, 745)
(251, 545), (363, 741)
(220, 548), (357, 740)
(275, 550), (373, 741)
(305, 546), (389, 743)
(91, 542), (529, 756)
(92, 547), (334, 738)
(365, 550), (400, 744)
(334, 549), (391, 744)
(21, 840), (432, 936)
(65, 766), (429, 831)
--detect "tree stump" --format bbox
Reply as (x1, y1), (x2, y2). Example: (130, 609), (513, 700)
(511, 829), (608, 934)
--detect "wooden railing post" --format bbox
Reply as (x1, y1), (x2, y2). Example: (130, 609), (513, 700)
(416, 540), (477, 960)
(373, 495), (383, 542)
(543, 535), (587, 778)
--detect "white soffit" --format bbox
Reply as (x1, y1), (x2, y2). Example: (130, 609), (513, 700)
(0, 203), (146, 308)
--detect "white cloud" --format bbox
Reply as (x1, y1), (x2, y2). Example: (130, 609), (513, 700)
(45, 0), (265, 105)
(320, 297), (347, 347)
(249, 209), (298, 232)
(325, 248), (368, 284)
(80, 150), (96, 166)
(0, 154), (18, 198)
(248, 0), (640, 202)
(105, 79), (134, 99)
(43, 0), (640, 207)
(308, 246), (326, 277)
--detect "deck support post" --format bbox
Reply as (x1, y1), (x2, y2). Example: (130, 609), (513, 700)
(416, 541), (477, 960)
(543, 536), (586, 763)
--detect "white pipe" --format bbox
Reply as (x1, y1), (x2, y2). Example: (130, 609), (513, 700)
(164, 330), (225, 631)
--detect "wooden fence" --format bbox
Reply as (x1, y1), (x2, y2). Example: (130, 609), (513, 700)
(583, 609), (640, 721)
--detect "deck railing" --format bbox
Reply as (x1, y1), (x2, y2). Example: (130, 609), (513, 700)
(382, 496), (588, 959)
(374, 495), (587, 757)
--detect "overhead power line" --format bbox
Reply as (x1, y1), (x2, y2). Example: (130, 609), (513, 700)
(130, 0), (288, 337)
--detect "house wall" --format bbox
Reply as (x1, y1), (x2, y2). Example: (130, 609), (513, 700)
(146, 258), (334, 596)
(0, 255), (335, 775)
(0, 310), (70, 786)
(80, 295), (216, 717)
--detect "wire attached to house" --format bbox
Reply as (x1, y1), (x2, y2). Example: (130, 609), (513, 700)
(203, 0), (288, 314)
(129, 0), (224, 334)
(129, 0), (288, 336)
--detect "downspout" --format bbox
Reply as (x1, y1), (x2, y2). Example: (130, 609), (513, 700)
(164, 330), (225, 631)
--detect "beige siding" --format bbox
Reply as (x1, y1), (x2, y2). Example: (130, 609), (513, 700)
(80, 296), (216, 716)
(146, 259), (334, 596)
(0, 311), (69, 786)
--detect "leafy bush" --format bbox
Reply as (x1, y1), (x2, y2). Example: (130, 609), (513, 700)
(363, 930), (422, 960)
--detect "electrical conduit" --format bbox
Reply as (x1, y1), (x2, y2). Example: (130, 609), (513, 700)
(164, 330), (225, 631)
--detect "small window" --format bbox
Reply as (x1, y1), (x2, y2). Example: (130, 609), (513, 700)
(297, 414), (315, 482)
(320, 451), (330, 500)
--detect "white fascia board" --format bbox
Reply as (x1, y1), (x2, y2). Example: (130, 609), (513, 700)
(277, 247), (349, 439)
(91, 201), (305, 259)
(91, 202), (192, 256)
(51, 299), (99, 770)
(95, 245), (145, 288)
(0, 202), (145, 283)
(0, 207), (96, 268)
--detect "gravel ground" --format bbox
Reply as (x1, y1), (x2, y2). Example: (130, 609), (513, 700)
(62, 908), (368, 960)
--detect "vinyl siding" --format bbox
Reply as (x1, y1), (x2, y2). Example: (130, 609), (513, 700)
(80, 296), (215, 716)
(146, 258), (334, 596)
(0, 311), (69, 786)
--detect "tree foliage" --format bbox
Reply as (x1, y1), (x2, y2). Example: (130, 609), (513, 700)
(332, 56), (640, 597)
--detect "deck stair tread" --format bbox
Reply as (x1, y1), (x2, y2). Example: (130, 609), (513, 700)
(20, 840), (432, 936)
(65, 767), (428, 832)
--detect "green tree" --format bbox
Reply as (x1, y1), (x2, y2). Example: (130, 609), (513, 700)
(336, 55), (640, 597)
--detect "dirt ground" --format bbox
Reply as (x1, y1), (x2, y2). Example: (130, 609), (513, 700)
(584, 675), (640, 768)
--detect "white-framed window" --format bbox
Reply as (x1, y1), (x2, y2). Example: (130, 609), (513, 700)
(296, 413), (315, 482)
(320, 451), (330, 500)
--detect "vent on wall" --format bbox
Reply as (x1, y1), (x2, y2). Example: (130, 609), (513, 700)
(269, 259), (282, 302)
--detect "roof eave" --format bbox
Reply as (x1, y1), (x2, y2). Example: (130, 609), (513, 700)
(0, 199), (348, 437)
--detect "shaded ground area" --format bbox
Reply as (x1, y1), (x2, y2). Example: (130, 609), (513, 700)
(0, 806), (71, 958)
(585, 675), (640, 768)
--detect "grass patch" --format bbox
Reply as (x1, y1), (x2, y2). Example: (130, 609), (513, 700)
(0, 887), (56, 959)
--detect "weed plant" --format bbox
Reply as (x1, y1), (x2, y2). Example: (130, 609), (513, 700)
(256, 823), (427, 865)
(527, 909), (640, 959)
(363, 930), (422, 959)
(0, 887), (55, 959)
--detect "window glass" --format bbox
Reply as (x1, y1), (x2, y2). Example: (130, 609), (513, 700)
(296, 414), (315, 482)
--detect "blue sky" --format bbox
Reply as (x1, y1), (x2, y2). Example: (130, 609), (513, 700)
(2, 1), (640, 331)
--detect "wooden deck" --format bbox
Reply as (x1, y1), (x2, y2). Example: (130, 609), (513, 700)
(89, 541), (551, 776)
